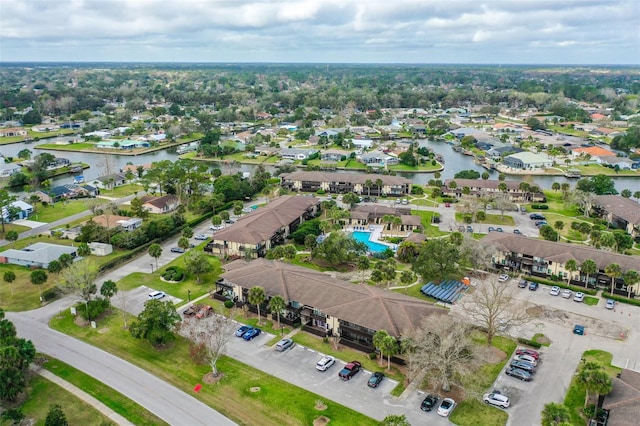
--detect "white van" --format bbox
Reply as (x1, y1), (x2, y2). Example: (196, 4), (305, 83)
(148, 291), (166, 300)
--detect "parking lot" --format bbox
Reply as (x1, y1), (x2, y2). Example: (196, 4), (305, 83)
(222, 321), (452, 425)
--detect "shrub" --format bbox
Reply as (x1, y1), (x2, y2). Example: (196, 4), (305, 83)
(602, 292), (640, 307)
(42, 287), (59, 302)
(316, 189), (326, 195)
(369, 352), (377, 360)
(517, 337), (542, 349)
(79, 299), (110, 321)
(224, 300), (235, 309)
(531, 204), (549, 210)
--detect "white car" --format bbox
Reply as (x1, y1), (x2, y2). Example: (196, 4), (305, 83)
(483, 392), (510, 409)
(498, 274), (510, 283)
(605, 299), (615, 310)
(148, 291), (166, 300)
(514, 354), (538, 366)
(562, 289), (572, 299)
(549, 286), (560, 296)
(194, 234), (208, 240)
(437, 398), (456, 417)
(315, 356), (336, 371)
(242, 207), (252, 213)
(209, 225), (224, 231)
(574, 292), (585, 303)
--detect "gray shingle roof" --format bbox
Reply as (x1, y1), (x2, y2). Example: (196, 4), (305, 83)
(594, 195), (640, 226)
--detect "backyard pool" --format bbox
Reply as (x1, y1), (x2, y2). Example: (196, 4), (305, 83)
(351, 231), (391, 253)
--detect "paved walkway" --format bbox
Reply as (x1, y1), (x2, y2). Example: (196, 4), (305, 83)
(30, 365), (135, 426)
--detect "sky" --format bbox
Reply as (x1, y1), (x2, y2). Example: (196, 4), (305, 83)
(1, 0), (639, 64)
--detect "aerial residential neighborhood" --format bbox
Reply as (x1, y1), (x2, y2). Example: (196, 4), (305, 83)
(1, 57), (640, 426)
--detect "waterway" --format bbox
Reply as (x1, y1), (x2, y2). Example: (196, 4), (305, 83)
(2, 137), (639, 193)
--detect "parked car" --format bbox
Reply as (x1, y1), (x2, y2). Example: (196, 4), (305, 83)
(535, 220), (548, 227)
(420, 394), (439, 412)
(209, 225), (224, 231)
(194, 234), (208, 240)
(574, 324), (585, 335)
(530, 213), (546, 220)
(505, 367), (533, 381)
(367, 372), (385, 388)
(242, 328), (262, 341)
(170, 247), (185, 253)
(316, 356), (336, 371)
(513, 229), (522, 235)
(518, 279), (528, 288)
(275, 338), (294, 351)
(437, 398), (456, 417)
(338, 361), (362, 380)
(488, 226), (496, 232)
(514, 354), (538, 366)
(498, 274), (510, 283)
(235, 325), (252, 337)
(605, 299), (616, 310)
(183, 305), (198, 317)
(148, 291), (166, 300)
(550, 286), (560, 296)
(515, 348), (540, 359)
(529, 281), (539, 291)
(445, 202), (451, 208)
(466, 225), (473, 233)
(562, 289), (572, 299)
(483, 392), (510, 408)
(496, 227), (504, 232)
(510, 360), (536, 373)
(574, 292), (585, 303)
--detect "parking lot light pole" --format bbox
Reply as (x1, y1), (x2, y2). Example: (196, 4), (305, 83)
(150, 263), (154, 273)
(188, 290), (191, 302)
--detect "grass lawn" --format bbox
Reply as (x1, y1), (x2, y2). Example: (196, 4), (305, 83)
(117, 254), (222, 305)
(0, 223), (31, 236)
(410, 198), (439, 207)
(564, 350), (621, 426)
(42, 357), (167, 425)
(389, 162), (441, 172)
(450, 399), (508, 426)
(36, 142), (96, 150)
(393, 281), (440, 304)
(583, 296), (599, 306)
(49, 311), (376, 426)
(31, 198), (107, 223)
(0, 263), (60, 311)
(542, 191), (581, 217)
(11, 373), (113, 426)
(98, 183), (144, 198)
(411, 210), (449, 237)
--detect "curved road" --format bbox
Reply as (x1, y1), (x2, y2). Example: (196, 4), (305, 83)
(8, 306), (236, 426)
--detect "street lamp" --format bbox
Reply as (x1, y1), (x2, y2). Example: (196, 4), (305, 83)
(188, 290), (191, 302)
(150, 263), (154, 273)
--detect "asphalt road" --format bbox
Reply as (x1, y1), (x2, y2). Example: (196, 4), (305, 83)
(7, 309), (237, 426)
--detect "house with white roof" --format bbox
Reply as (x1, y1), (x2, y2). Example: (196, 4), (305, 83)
(0, 243), (77, 268)
(502, 152), (553, 170)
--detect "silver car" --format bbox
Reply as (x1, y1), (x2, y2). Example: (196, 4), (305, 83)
(315, 355), (335, 371)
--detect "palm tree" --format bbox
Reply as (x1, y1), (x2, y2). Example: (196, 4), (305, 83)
(622, 270), (639, 298)
(541, 402), (570, 426)
(580, 259), (597, 289)
(551, 182), (561, 192)
(604, 263), (622, 295)
(375, 178), (384, 196)
(365, 179), (373, 197)
(267, 295), (286, 334)
(553, 221), (564, 242)
(357, 256), (370, 284)
(565, 259), (578, 286)
(248, 286), (266, 324)
(148, 243), (162, 269)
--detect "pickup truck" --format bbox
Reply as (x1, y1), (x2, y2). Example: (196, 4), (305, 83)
(338, 361), (362, 380)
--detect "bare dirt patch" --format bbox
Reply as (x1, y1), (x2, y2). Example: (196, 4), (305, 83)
(202, 372), (224, 384)
(475, 344), (506, 364)
(249, 386), (260, 393)
(526, 305), (628, 340)
(313, 416), (330, 426)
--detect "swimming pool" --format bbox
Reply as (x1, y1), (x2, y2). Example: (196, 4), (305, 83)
(351, 231), (390, 253)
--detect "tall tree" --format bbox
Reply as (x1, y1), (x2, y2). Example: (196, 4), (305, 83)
(148, 243), (163, 269)
(180, 310), (236, 377)
(413, 239), (460, 281)
(565, 259), (578, 285)
(622, 269), (639, 298)
(100, 280), (118, 306)
(373, 330), (398, 369)
(0, 189), (17, 234)
(248, 286), (266, 324)
(130, 300), (180, 347)
(77, 243), (91, 257)
(185, 251), (212, 284)
(604, 263), (622, 295)
(541, 402), (571, 426)
(457, 276), (528, 345)
(409, 315), (474, 392)
(30, 270), (48, 303)
(580, 259), (597, 288)
(58, 260), (98, 320)
(3, 271), (16, 297)
(267, 295), (286, 333)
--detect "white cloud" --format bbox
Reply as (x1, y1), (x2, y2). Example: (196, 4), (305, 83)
(0, 0), (637, 63)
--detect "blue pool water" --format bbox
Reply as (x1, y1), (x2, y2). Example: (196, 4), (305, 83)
(351, 231), (390, 253)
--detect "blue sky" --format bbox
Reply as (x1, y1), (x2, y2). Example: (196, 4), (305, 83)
(1, 0), (638, 64)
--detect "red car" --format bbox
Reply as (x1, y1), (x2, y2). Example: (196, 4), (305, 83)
(515, 348), (540, 359)
(445, 203), (451, 207)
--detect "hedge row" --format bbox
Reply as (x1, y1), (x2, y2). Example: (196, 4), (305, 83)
(601, 292), (640, 307)
(517, 337), (542, 349)
(531, 204), (549, 210)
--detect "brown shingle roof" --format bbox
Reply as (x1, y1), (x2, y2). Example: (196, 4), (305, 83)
(140, 194), (178, 209)
(401, 215), (422, 226)
(281, 171), (411, 186)
(594, 195), (640, 226)
(221, 258), (444, 337)
(90, 214), (131, 229)
(481, 233), (640, 272)
(404, 233), (427, 244)
(603, 369), (640, 426)
(212, 196), (319, 245)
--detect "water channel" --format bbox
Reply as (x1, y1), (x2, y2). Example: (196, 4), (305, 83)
(2, 137), (639, 193)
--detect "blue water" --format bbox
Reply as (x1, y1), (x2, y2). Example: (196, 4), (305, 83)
(351, 231), (390, 253)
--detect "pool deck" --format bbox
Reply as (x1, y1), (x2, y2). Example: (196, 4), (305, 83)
(347, 225), (397, 250)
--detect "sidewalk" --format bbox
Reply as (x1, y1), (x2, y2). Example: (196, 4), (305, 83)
(30, 365), (135, 426)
